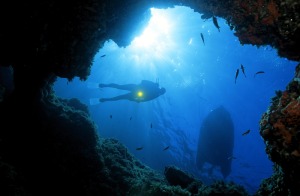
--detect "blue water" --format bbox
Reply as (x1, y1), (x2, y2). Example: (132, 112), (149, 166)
(54, 6), (298, 194)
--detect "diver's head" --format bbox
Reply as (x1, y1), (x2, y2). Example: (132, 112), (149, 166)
(160, 87), (166, 95)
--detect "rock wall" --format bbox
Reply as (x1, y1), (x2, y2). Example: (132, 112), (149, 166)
(259, 63), (300, 194)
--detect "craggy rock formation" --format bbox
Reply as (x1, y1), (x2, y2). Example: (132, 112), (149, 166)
(165, 165), (202, 194)
(259, 63), (300, 195)
(0, 85), (107, 195)
(196, 106), (234, 179)
(0, 1), (299, 83)
(164, 165), (249, 195)
(198, 180), (249, 196)
(178, 0), (300, 61)
(0, 86), (186, 195)
(0, 0), (299, 195)
(255, 165), (289, 195)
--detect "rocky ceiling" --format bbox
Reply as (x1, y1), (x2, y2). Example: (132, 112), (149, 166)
(0, 0), (299, 83)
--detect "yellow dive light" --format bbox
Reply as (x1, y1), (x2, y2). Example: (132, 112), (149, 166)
(137, 91), (143, 97)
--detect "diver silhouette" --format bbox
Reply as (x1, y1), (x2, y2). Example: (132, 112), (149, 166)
(90, 80), (166, 104)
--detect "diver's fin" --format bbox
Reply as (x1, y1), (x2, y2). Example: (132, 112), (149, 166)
(89, 98), (100, 105)
(87, 82), (100, 89)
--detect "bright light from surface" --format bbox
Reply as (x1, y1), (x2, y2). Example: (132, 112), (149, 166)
(129, 8), (177, 66)
(132, 8), (172, 48)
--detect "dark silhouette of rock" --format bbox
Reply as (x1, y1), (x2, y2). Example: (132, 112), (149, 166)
(164, 165), (202, 194)
(196, 105), (234, 178)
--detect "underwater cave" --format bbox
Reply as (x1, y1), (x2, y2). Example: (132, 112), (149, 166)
(0, 0), (300, 195)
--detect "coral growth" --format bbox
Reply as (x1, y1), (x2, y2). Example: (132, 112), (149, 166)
(222, 0), (299, 60)
(255, 165), (289, 196)
(163, 165), (249, 195)
(260, 63), (300, 194)
(199, 180), (249, 195)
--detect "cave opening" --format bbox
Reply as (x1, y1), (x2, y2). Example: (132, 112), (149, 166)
(54, 5), (298, 194)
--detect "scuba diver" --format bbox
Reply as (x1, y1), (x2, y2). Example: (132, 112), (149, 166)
(89, 79), (166, 104)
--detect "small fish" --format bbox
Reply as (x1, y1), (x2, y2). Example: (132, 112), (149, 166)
(163, 146), (170, 151)
(212, 16), (220, 32)
(130, 116), (132, 120)
(200, 33), (205, 45)
(235, 68), (239, 84)
(241, 64), (246, 77)
(109, 114), (112, 119)
(150, 123), (153, 129)
(100, 54), (106, 57)
(201, 13), (213, 21)
(227, 156), (237, 160)
(254, 71), (265, 78)
(242, 129), (251, 136)
(136, 146), (143, 150)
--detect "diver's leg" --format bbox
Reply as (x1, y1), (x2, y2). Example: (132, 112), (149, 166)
(99, 83), (137, 91)
(100, 93), (135, 102)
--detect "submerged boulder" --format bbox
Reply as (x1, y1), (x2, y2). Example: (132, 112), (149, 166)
(196, 105), (234, 178)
